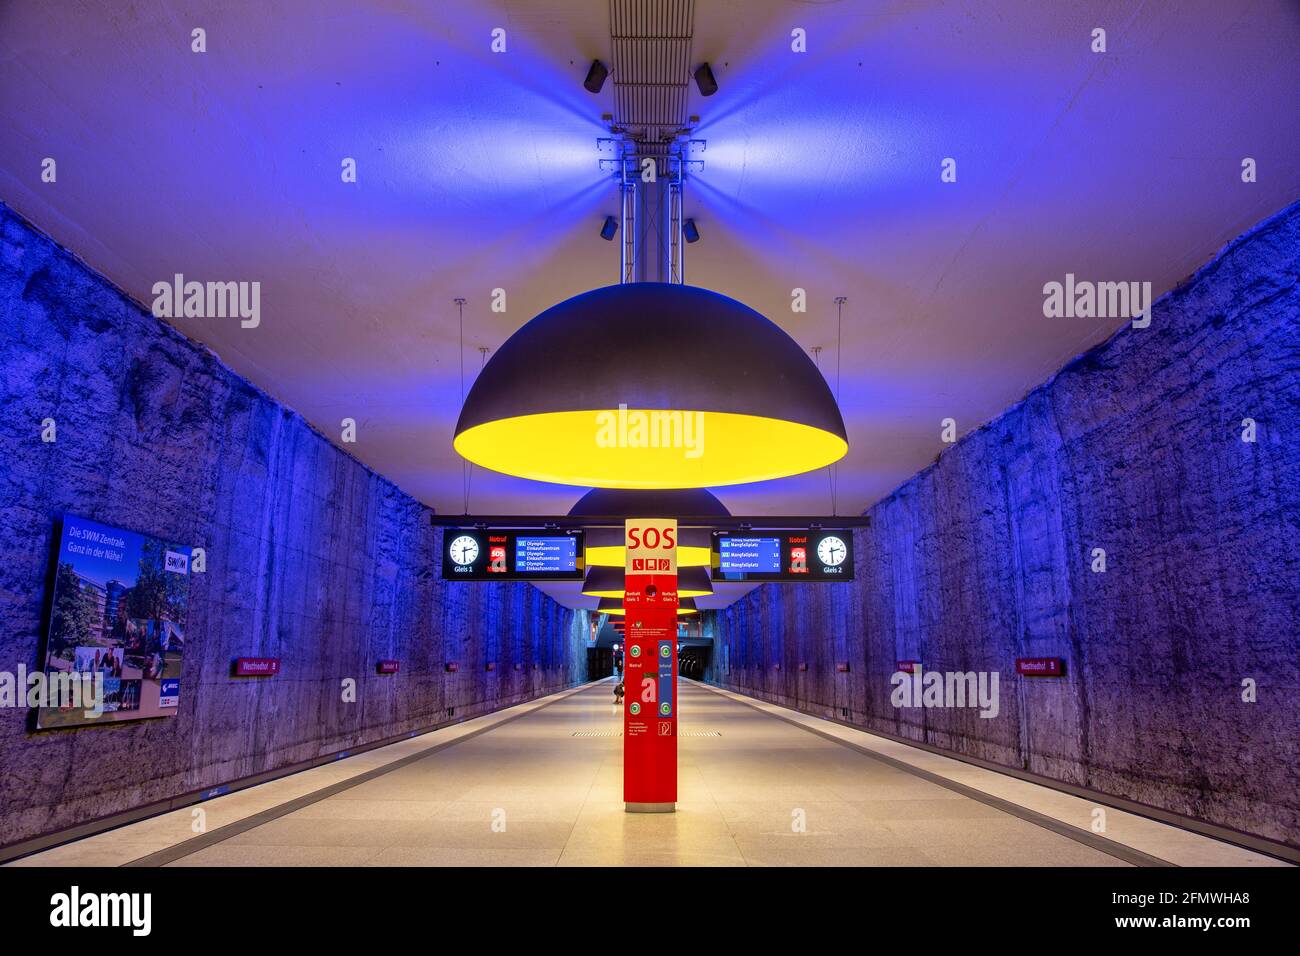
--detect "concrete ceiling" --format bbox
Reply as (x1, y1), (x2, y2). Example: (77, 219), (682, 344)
(2, 0), (1298, 611)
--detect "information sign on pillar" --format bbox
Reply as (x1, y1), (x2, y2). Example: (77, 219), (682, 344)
(623, 518), (678, 812)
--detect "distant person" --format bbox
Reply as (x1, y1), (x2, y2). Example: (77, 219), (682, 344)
(613, 681), (624, 705)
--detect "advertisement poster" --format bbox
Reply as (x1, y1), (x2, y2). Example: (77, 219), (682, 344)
(35, 514), (192, 730)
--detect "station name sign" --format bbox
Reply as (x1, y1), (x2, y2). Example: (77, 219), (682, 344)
(440, 529), (585, 581)
(1015, 657), (1065, 677)
(233, 657), (280, 677)
(711, 530), (854, 582)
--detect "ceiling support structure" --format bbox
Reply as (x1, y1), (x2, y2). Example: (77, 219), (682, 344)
(635, 167), (665, 282)
(620, 176), (637, 283)
(603, 0), (699, 285)
(668, 165), (684, 284)
(619, 157), (684, 284)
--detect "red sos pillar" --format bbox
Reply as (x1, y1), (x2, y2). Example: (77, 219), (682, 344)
(623, 518), (678, 812)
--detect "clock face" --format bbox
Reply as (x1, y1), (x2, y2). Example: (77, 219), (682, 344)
(449, 535), (480, 566)
(817, 535), (847, 567)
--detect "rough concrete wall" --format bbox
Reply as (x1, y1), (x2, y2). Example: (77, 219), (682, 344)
(714, 201), (1299, 848)
(0, 202), (581, 848)
(565, 609), (595, 687)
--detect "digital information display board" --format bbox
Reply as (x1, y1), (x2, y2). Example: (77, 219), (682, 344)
(514, 535), (578, 573)
(442, 530), (584, 581)
(712, 530), (854, 582)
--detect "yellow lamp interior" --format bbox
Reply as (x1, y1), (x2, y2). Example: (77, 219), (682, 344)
(585, 544), (711, 568)
(454, 409), (846, 489)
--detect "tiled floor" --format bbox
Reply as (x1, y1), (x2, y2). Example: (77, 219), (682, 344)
(162, 678), (1122, 867)
(12, 680), (1288, 867)
(705, 684), (1289, 867)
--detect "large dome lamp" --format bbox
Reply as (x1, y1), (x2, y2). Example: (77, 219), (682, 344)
(453, 283), (847, 488)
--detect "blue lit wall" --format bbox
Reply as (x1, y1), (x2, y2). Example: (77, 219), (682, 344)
(0, 201), (588, 850)
(710, 200), (1300, 850)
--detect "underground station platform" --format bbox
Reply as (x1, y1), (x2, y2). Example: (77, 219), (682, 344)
(0, 0), (1295, 939)
(8, 679), (1286, 870)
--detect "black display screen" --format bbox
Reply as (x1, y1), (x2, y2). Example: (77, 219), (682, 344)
(441, 530), (585, 581)
(712, 530), (854, 582)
